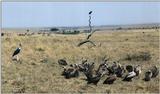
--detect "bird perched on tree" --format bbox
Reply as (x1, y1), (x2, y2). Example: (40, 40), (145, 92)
(12, 43), (22, 61)
(89, 11), (92, 15)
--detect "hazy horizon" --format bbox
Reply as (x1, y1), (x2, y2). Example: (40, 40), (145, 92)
(2, 2), (160, 28)
(2, 23), (160, 29)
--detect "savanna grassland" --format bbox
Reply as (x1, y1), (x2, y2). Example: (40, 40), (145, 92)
(1, 29), (159, 93)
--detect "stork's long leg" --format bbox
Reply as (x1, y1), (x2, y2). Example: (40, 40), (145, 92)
(16, 55), (19, 61)
(12, 56), (16, 61)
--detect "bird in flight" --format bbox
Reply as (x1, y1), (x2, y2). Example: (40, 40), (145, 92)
(89, 11), (92, 15)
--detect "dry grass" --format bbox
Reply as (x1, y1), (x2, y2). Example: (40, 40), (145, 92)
(1, 29), (159, 93)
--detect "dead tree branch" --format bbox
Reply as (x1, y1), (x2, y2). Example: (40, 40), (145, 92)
(86, 30), (96, 40)
(77, 11), (98, 47)
(77, 40), (96, 47)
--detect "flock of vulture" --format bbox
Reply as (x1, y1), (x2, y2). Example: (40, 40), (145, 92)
(11, 43), (159, 85)
(58, 58), (159, 85)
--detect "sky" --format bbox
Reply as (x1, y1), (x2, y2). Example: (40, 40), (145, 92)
(2, 2), (160, 28)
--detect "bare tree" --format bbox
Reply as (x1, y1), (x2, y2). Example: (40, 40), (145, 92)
(78, 11), (97, 47)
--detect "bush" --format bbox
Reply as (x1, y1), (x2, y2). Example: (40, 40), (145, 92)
(50, 28), (59, 31)
(124, 52), (151, 61)
(35, 47), (45, 51)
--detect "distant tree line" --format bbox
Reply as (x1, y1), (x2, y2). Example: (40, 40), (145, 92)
(61, 30), (80, 34)
(116, 26), (159, 30)
(49, 28), (80, 34)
